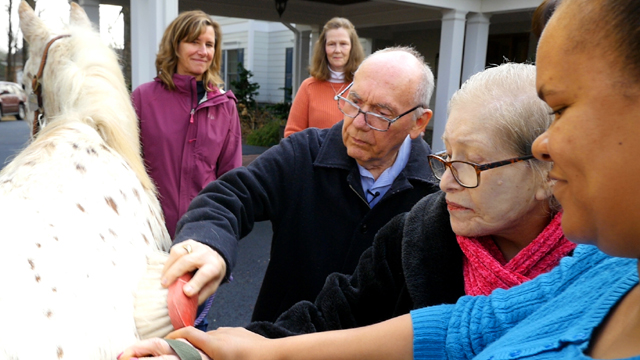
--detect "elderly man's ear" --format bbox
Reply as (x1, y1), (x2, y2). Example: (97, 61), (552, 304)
(409, 109), (433, 139)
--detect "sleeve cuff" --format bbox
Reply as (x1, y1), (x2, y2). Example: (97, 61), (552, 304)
(410, 305), (455, 359)
(174, 224), (237, 282)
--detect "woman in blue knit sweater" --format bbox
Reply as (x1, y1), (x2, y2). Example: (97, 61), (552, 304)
(118, 0), (640, 358)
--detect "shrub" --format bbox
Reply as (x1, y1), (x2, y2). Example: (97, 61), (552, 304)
(231, 62), (260, 109)
(246, 118), (282, 147)
(232, 63), (291, 147)
(264, 101), (291, 121)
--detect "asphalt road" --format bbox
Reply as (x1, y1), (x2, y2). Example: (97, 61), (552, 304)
(0, 117), (31, 169)
(0, 118), (272, 329)
(206, 220), (272, 329)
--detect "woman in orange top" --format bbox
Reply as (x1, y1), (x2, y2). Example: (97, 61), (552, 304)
(284, 17), (365, 137)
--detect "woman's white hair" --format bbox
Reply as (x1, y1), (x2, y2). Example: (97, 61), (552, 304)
(449, 62), (557, 208)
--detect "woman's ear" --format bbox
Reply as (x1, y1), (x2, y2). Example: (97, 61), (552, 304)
(535, 175), (555, 201)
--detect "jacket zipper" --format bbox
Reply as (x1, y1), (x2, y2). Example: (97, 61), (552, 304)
(349, 184), (370, 208)
(190, 78), (197, 123)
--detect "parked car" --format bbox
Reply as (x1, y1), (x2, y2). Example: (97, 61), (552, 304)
(0, 81), (28, 120)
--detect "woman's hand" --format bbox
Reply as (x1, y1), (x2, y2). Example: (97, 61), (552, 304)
(118, 337), (211, 360)
(162, 239), (227, 304)
(167, 326), (271, 360)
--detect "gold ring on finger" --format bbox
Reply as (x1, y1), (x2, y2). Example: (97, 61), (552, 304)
(182, 244), (192, 254)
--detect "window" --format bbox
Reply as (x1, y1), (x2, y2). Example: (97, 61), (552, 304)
(284, 47), (293, 102)
(221, 48), (244, 92)
(486, 33), (531, 65)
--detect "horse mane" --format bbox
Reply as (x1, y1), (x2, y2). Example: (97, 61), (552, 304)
(28, 22), (156, 194)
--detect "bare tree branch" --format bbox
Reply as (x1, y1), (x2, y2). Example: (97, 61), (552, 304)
(122, 1), (131, 90)
(6, 0), (15, 82)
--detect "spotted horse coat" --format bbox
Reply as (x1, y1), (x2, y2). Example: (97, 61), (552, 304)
(0, 2), (171, 359)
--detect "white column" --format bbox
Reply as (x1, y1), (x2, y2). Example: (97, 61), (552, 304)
(309, 26), (320, 62)
(281, 22), (301, 96)
(299, 30), (312, 82)
(360, 38), (372, 56)
(131, 0), (178, 89)
(78, 0), (100, 30)
(461, 13), (491, 83)
(432, 9), (467, 152)
(283, 25), (312, 96)
(247, 20), (255, 70)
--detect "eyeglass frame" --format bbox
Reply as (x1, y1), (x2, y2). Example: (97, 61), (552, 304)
(333, 82), (425, 132)
(427, 152), (535, 188)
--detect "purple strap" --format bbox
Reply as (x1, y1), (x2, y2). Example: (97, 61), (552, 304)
(193, 274), (234, 327)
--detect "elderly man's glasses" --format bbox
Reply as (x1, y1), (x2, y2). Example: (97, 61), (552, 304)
(334, 82), (423, 132)
(428, 152), (535, 188)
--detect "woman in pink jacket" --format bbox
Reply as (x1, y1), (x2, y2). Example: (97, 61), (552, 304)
(132, 10), (242, 239)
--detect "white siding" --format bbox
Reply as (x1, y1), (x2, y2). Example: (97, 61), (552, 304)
(220, 31), (248, 51)
(252, 31), (270, 102)
(218, 30), (247, 91)
(218, 17), (295, 104)
(263, 30), (296, 103)
(212, 16), (251, 27)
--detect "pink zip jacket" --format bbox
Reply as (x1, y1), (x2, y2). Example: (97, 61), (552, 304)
(132, 73), (242, 238)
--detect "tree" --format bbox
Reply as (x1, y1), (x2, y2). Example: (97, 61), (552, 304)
(5, 0), (17, 82)
(121, 3), (131, 90)
(231, 62), (260, 109)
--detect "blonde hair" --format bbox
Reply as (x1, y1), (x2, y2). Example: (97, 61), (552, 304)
(309, 17), (364, 82)
(155, 10), (223, 91)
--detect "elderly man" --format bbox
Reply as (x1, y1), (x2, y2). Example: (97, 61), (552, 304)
(163, 46), (438, 323)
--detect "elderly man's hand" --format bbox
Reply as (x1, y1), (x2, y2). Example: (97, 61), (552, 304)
(162, 240), (227, 304)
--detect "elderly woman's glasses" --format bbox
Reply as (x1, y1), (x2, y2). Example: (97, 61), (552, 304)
(334, 82), (423, 132)
(428, 152), (535, 188)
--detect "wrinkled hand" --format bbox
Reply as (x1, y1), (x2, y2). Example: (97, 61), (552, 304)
(162, 239), (227, 304)
(118, 337), (211, 360)
(167, 326), (270, 360)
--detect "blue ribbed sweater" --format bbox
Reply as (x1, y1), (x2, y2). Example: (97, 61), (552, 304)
(411, 245), (639, 359)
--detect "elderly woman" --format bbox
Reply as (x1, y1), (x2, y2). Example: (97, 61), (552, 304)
(284, 17), (365, 137)
(120, 62), (576, 359)
(122, 0), (640, 359)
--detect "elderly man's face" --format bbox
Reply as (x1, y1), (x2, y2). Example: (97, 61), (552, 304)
(341, 55), (430, 175)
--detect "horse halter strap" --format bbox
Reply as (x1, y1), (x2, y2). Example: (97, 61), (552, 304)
(30, 34), (71, 137)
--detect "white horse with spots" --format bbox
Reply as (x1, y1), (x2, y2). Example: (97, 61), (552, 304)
(0, 2), (173, 359)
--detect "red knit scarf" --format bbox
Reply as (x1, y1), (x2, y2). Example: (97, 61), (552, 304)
(457, 212), (575, 296)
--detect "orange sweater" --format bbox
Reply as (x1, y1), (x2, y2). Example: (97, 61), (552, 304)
(284, 77), (350, 137)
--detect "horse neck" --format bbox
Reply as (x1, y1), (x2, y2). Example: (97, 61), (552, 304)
(39, 39), (157, 196)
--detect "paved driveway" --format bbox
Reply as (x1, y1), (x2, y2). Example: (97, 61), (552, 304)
(0, 118), (30, 170)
